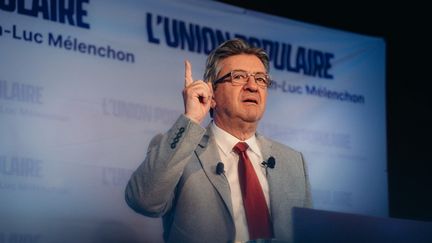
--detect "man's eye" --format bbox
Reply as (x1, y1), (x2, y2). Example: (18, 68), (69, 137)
(233, 73), (246, 79)
(256, 77), (266, 83)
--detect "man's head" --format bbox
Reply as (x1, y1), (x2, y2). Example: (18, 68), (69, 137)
(204, 39), (271, 131)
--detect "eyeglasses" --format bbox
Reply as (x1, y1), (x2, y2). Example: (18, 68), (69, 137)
(213, 70), (272, 88)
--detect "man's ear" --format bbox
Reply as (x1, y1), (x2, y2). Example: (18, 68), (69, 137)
(209, 82), (216, 109)
(211, 96), (216, 109)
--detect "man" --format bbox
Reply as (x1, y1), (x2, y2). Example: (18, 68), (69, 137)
(125, 39), (312, 243)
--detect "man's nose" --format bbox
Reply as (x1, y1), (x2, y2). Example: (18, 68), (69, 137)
(244, 75), (259, 91)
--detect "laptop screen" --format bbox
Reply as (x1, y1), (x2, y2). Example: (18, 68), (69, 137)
(292, 207), (432, 243)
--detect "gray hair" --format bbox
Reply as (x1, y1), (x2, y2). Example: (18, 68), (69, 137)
(203, 38), (270, 83)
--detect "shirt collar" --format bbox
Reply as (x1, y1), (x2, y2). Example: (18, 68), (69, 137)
(210, 121), (261, 158)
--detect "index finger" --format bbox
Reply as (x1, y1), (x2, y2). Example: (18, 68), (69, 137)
(184, 60), (193, 87)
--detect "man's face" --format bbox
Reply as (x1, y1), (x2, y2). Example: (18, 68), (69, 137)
(211, 54), (268, 125)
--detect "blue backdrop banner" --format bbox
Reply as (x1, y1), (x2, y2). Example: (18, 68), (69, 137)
(0, 0), (386, 242)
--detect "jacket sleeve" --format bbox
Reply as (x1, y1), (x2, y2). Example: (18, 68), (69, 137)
(124, 114), (206, 217)
(300, 152), (313, 208)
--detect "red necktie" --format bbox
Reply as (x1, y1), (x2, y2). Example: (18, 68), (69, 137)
(233, 142), (273, 240)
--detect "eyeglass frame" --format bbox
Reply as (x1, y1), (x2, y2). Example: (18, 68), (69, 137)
(212, 69), (272, 88)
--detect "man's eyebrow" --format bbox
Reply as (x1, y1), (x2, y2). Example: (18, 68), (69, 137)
(232, 69), (266, 73)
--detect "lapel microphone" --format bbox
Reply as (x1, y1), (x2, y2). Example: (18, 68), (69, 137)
(261, 156), (276, 169)
(216, 162), (225, 175)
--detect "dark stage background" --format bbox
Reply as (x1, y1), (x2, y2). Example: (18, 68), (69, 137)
(217, 0), (432, 222)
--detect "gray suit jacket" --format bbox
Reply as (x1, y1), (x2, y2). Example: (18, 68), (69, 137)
(125, 115), (312, 243)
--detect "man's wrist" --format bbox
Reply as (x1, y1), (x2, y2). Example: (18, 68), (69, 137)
(184, 113), (202, 125)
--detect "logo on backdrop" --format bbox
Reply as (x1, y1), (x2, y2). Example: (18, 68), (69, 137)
(0, 0), (91, 29)
(0, 0), (136, 63)
(145, 12), (366, 104)
(0, 155), (43, 178)
(0, 155), (69, 194)
(145, 12), (334, 80)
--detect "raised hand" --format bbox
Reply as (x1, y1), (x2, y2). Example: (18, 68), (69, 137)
(183, 60), (213, 124)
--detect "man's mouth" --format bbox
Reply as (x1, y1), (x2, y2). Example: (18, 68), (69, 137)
(242, 98), (258, 104)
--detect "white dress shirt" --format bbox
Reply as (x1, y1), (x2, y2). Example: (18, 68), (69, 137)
(210, 122), (270, 242)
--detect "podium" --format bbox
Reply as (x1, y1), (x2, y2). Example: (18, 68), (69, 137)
(292, 207), (432, 243)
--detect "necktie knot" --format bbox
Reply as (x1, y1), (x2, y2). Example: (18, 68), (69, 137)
(233, 142), (249, 154)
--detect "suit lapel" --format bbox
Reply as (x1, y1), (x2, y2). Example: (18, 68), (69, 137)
(257, 134), (284, 231)
(196, 128), (234, 222)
